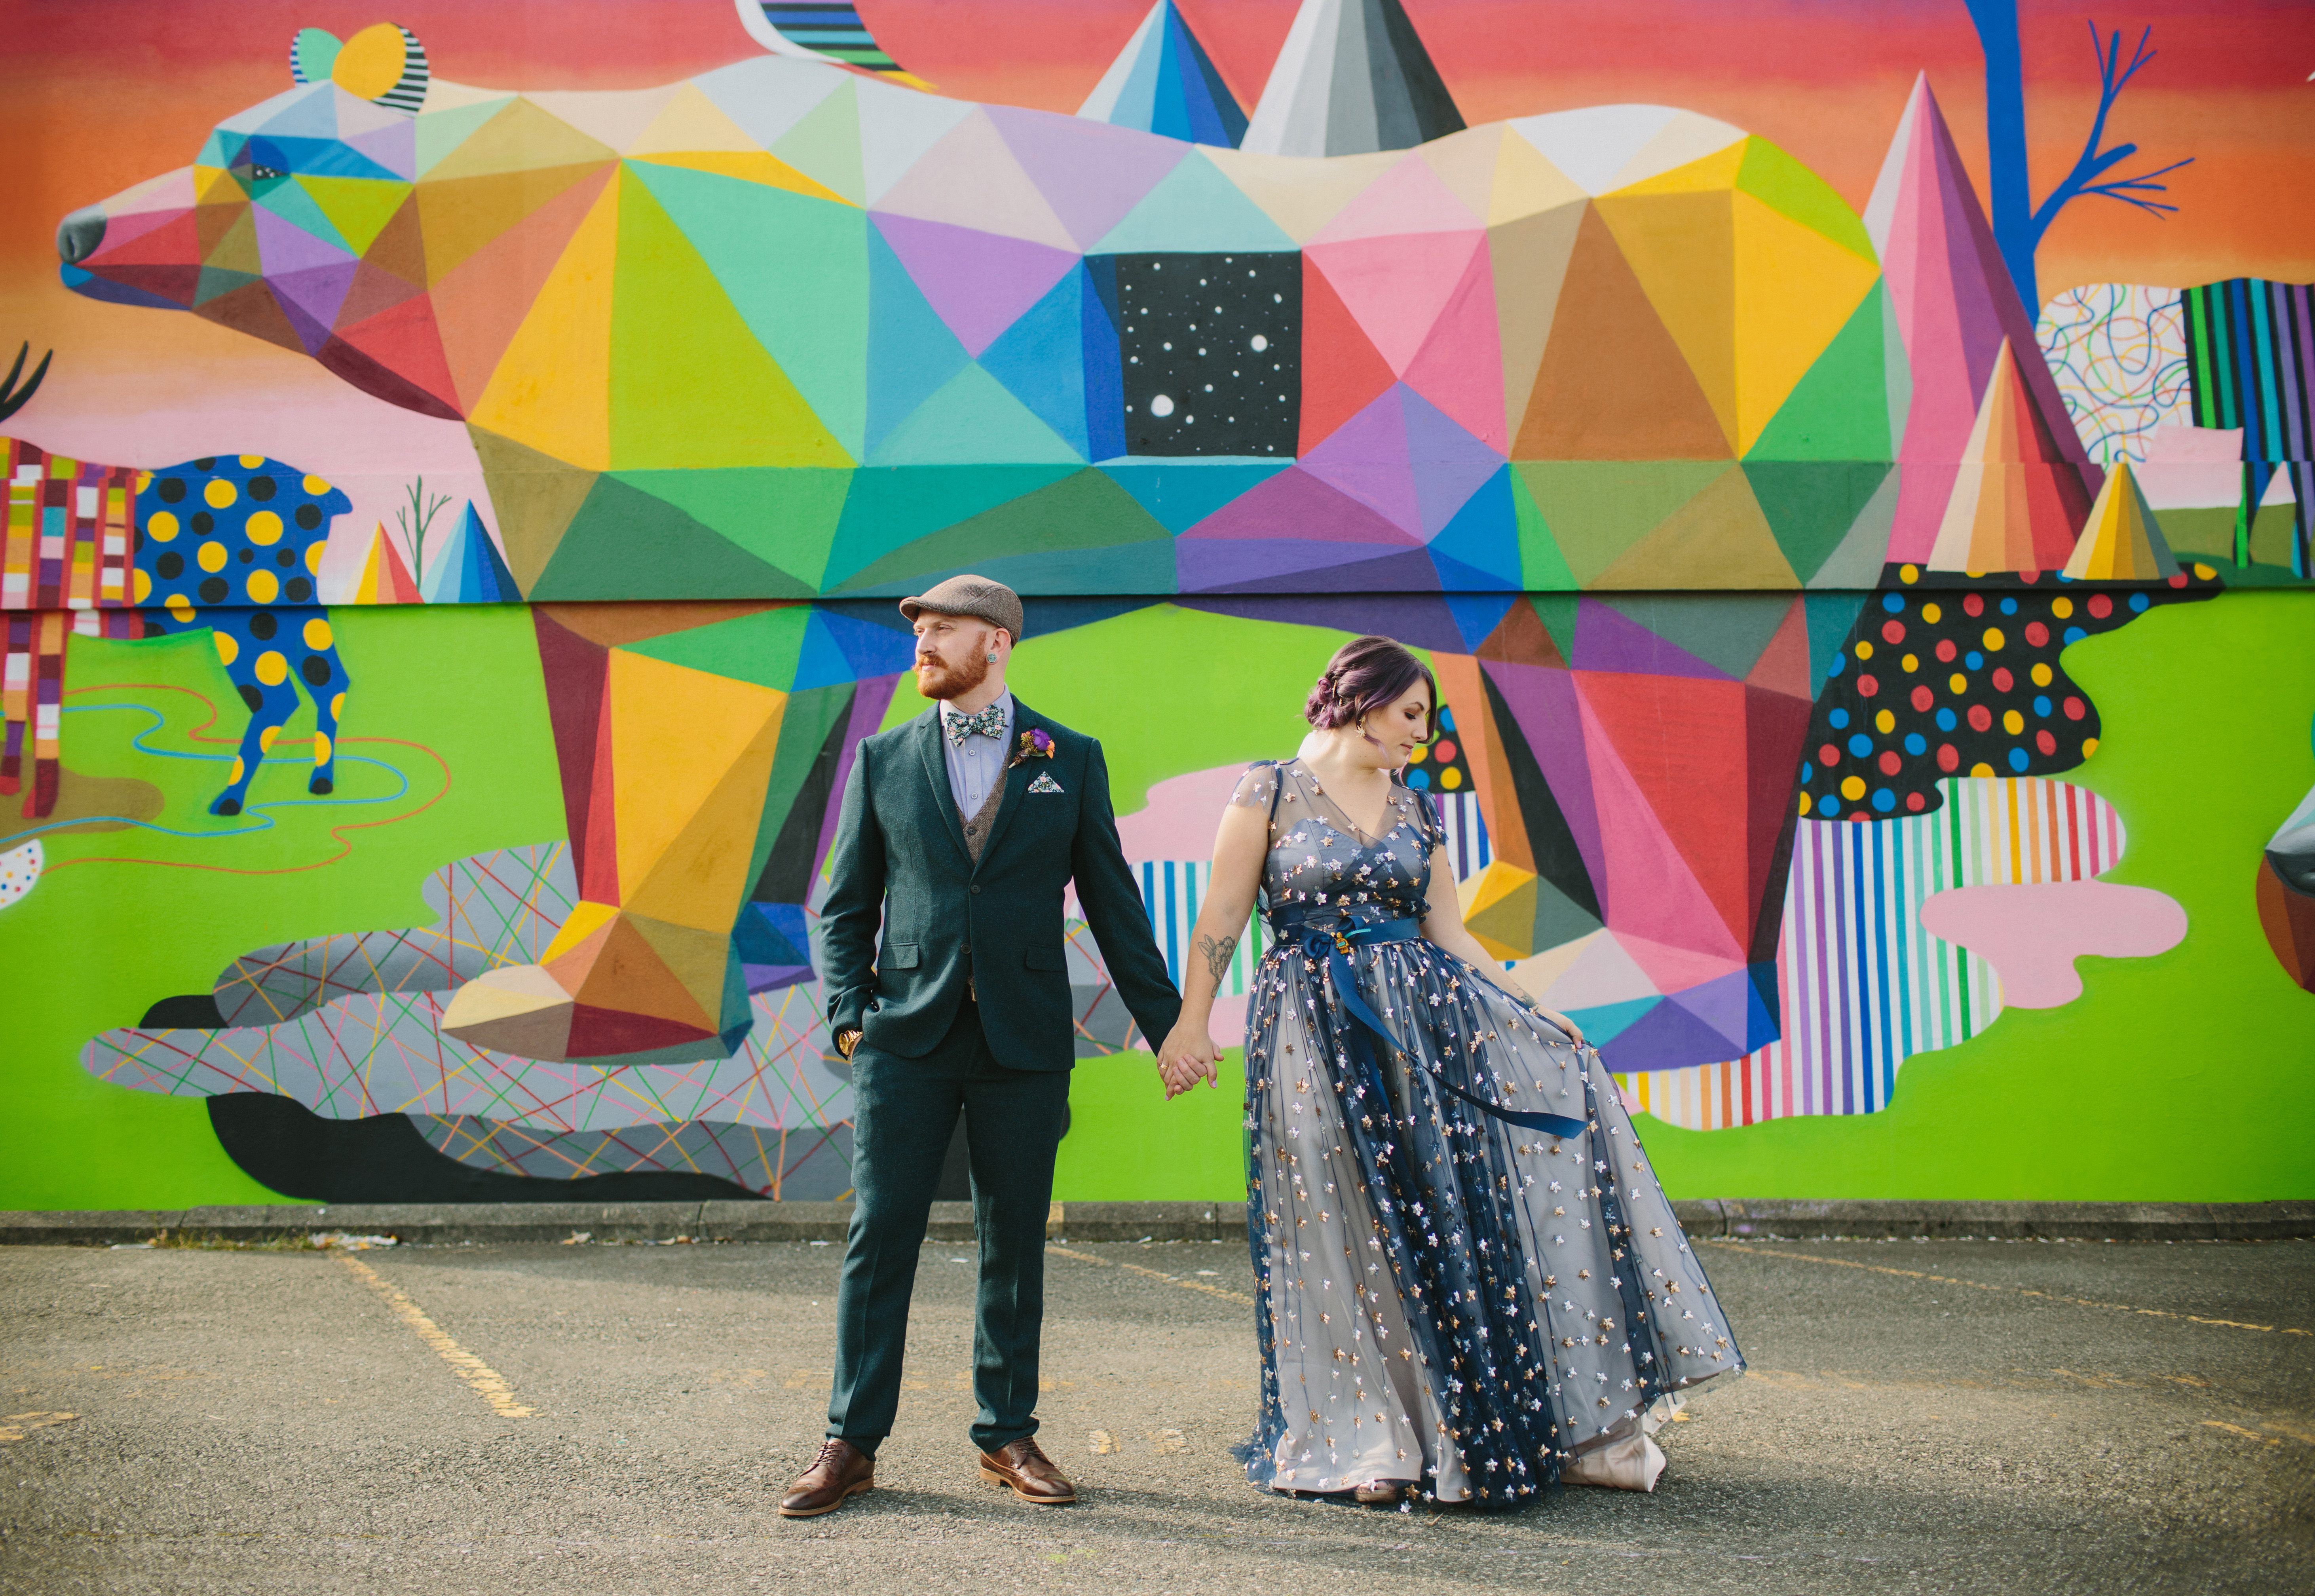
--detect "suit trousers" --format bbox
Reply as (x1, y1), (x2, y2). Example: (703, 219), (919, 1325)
(827, 996), (1071, 1454)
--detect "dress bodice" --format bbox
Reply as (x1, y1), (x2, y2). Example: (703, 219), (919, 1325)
(1232, 759), (1437, 926)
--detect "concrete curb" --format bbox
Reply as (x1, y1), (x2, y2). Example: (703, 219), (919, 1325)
(1, 1199), (2309, 1246)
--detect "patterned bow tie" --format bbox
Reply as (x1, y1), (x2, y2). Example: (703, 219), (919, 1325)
(944, 703), (1006, 746)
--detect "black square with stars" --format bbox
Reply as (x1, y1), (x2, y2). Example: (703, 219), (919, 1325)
(1103, 252), (1300, 458)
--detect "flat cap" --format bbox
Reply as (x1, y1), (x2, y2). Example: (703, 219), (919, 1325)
(898, 574), (1024, 642)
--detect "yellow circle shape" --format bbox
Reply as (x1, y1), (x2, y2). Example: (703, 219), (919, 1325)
(165, 593), (194, 623)
(330, 692), (346, 720)
(1901, 653), (1918, 673)
(2052, 597), (2074, 618)
(258, 725), (279, 752)
(1854, 640), (1874, 661)
(203, 477), (237, 509)
(254, 650), (289, 687)
(213, 631), (238, 666)
(1874, 709), (1895, 734)
(1899, 564), (1920, 584)
(303, 618), (333, 650)
(303, 474), (332, 496)
(2193, 562), (2216, 580)
(245, 510), (283, 546)
(1406, 743), (1428, 764)
(2084, 737), (2100, 757)
(1839, 775), (1866, 801)
(197, 540), (228, 573)
(1440, 768), (1462, 791)
(1797, 792), (1811, 816)
(132, 568), (152, 604)
(332, 23), (409, 100)
(2030, 663), (2052, 687)
(2002, 709), (2024, 735)
(247, 570), (279, 604)
(1982, 627), (2005, 651)
(1969, 762), (1995, 778)
(1948, 673), (1967, 694)
(238, 454), (264, 469)
(313, 732), (332, 765)
(146, 511), (179, 542)
(306, 542), (326, 574)
(228, 757), (245, 785)
(134, 471), (152, 492)
(1921, 602), (1941, 623)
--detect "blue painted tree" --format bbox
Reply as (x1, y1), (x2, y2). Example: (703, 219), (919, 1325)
(1962, 4), (2192, 310)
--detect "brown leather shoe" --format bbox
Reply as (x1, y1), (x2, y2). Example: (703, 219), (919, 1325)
(779, 1437), (874, 1518)
(978, 1437), (1078, 1505)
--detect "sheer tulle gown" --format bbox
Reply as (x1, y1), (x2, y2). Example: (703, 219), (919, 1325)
(1231, 760), (1742, 1504)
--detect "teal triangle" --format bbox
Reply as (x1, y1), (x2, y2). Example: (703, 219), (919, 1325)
(256, 183), (350, 253)
(1092, 150), (1294, 253)
(821, 464), (1079, 589)
(1097, 460), (1290, 532)
(979, 266), (1090, 459)
(865, 224), (969, 459)
(629, 162), (869, 460)
(868, 363), (1086, 468)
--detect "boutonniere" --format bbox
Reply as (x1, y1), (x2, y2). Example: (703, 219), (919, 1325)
(1007, 727), (1054, 769)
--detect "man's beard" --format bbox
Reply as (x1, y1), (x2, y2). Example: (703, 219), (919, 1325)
(916, 648), (989, 702)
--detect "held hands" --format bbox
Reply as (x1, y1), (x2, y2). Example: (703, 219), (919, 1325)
(1156, 1016), (1224, 1100)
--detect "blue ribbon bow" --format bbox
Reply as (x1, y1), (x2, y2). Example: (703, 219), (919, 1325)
(1269, 909), (1590, 1140)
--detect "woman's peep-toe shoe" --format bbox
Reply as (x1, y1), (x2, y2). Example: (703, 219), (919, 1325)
(1351, 1480), (1407, 1506)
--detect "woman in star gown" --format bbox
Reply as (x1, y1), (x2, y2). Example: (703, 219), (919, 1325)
(1156, 636), (1743, 1507)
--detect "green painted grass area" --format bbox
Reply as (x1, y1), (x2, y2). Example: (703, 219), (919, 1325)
(0, 606), (563, 1210)
(1640, 591), (2315, 1200)
(1058, 1048), (1248, 1204)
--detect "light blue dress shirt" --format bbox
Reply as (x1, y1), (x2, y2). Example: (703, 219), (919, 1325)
(939, 691), (1013, 817)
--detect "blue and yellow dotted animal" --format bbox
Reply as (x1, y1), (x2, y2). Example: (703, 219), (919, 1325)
(131, 455), (351, 817)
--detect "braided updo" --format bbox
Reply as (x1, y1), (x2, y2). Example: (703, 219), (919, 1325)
(1303, 635), (1438, 741)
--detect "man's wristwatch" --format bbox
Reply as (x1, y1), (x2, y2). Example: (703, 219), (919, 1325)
(835, 1028), (861, 1059)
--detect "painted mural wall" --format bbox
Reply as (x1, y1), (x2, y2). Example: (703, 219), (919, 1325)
(2, 0), (2309, 1210)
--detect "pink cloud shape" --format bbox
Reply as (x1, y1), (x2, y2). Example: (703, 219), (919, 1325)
(1918, 881), (2188, 1008)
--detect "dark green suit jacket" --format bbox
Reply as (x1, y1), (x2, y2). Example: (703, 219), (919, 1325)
(820, 700), (1182, 1070)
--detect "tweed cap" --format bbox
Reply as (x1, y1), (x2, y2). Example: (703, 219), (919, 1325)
(898, 574), (1025, 641)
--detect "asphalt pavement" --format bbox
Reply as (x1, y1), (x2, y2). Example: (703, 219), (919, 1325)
(1, 1232), (2309, 1594)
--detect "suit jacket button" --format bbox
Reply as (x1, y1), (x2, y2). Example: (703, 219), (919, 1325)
(970, 884), (981, 894)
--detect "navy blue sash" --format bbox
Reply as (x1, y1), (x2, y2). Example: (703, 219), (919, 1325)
(1268, 907), (1589, 1139)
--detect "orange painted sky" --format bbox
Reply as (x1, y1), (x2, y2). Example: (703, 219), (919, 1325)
(0, 0), (2306, 517)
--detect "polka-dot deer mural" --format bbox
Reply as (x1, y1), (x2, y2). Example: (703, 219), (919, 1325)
(133, 456), (352, 815)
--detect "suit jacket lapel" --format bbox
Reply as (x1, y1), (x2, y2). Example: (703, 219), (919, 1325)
(973, 699), (1043, 871)
(915, 710), (972, 862)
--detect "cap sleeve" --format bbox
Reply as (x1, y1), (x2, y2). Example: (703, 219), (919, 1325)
(1229, 761), (1281, 810)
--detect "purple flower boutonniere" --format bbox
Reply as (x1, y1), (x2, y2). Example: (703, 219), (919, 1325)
(1008, 727), (1054, 769)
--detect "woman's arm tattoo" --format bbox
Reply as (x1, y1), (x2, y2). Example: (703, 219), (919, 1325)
(1195, 931), (1239, 985)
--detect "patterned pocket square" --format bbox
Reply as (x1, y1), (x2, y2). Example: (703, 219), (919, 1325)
(1026, 772), (1064, 794)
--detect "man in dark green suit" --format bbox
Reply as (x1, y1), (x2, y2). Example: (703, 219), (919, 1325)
(780, 576), (1189, 1517)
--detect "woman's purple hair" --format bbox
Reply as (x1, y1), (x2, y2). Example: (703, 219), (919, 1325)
(1303, 636), (1438, 741)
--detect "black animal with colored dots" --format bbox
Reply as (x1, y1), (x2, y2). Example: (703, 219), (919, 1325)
(132, 455), (352, 817)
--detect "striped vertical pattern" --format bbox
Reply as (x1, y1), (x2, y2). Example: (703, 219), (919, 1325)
(1620, 777), (2126, 1130)
(1138, 859), (1272, 997)
(2180, 277), (2314, 575)
(1433, 789), (1493, 882)
(1, 440), (143, 815)
(1132, 794), (1489, 997)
